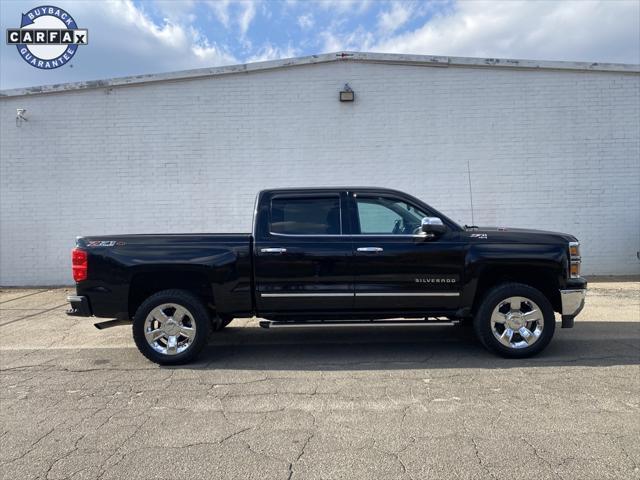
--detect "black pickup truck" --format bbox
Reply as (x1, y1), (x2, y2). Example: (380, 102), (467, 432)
(68, 187), (586, 364)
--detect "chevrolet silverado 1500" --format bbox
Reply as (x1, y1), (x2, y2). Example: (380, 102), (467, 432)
(68, 187), (586, 364)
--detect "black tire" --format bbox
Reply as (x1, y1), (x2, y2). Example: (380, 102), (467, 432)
(473, 282), (556, 358)
(132, 289), (211, 365)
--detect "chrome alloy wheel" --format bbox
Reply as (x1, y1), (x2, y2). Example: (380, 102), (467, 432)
(144, 303), (197, 355)
(490, 296), (544, 349)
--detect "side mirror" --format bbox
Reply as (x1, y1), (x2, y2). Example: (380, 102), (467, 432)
(421, 217), (446, 236)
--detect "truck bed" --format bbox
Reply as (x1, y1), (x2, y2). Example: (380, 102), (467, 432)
(75, 233), (253, 319)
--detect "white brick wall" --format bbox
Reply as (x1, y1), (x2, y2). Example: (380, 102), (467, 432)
(1, 59), (639, 285)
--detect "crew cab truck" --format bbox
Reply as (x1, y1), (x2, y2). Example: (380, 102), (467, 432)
(67, 187), (587, 365)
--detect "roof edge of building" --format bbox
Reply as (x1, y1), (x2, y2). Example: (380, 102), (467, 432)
(2, 51), (639, 98)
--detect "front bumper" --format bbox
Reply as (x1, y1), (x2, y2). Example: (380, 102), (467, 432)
(559, 289), (586, 328)
(66, 295), (92, 317)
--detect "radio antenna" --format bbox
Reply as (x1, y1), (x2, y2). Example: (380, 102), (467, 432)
(466, 158), (475, 225)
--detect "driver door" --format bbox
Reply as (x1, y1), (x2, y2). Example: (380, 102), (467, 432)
(350, 193), (465, 314)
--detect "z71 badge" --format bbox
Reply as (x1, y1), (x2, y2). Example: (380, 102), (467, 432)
(87, 241), (124, 247)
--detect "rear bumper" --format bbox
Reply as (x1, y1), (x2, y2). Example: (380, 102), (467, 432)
(66, 295), (92, 317)
(559, 289), (586, 328)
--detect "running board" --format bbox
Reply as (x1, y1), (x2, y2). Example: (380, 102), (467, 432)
(94, 319), (130, 330)
(259, 319), (459, 329)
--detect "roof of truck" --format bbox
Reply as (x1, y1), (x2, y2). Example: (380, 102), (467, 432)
(261, 187), (406, 194)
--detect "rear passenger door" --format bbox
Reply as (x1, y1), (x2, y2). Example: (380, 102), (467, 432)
(254, 192), (354, 316)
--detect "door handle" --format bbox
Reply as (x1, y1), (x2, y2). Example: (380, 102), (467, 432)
(260, 248), (287, 254)
(357, 247), (383, 253)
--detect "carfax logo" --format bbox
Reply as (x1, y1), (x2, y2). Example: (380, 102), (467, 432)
(6, 5), (88, 69)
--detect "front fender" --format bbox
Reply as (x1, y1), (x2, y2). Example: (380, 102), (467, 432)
(460, 242), (567, 312)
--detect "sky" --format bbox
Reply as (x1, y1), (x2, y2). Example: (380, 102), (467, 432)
(1, 0), (639, 90)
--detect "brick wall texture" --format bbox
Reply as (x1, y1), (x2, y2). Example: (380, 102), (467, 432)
(1, 60), (639, 284)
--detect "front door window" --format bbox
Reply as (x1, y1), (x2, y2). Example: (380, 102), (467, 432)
(356, 196), (427, 235)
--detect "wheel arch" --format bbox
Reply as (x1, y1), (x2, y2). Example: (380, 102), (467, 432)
(470, 265), (562, 314)
(128, 269), (214, 318)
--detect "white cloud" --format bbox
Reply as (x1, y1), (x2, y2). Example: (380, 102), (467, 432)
(317, 0), (372, 14)
(321, 22), (375, 52)
(204, 0), (259, 40)
(238, 0), (257, 37)
(189, 26), (237, 63)
(110, 0), (190, 49)
(207, 0), (232, 28)
(152, 0), (197, 21)
(246, 43), (300, 63)
(377, 1), (414, 34)
(103, 0), (236, 63)
(372, 0), (640, 63)
(0, 0), (236, 89)
(297, 13), (314, 30)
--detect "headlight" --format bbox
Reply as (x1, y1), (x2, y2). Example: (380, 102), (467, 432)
(569, 241), (581, 278)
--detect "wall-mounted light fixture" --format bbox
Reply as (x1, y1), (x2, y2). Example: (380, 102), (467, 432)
(339, 83), (354, 102)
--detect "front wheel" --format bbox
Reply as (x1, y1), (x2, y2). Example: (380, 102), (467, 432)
(132, 289), (211, 365)
(473, 283), (556, 358)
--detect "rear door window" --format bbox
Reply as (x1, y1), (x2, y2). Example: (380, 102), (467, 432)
(270, 196), (341, 235)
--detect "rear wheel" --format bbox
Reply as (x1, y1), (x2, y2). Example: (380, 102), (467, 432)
(473, 283), (555, 358)
(132, 289), (210, 365)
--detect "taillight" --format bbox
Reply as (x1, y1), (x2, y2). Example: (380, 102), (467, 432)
(72, 248), (88, 282)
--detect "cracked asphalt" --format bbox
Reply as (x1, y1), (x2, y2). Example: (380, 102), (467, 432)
(1, 281), (639, 480)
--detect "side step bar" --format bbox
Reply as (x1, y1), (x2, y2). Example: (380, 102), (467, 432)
(94, 319), (130, 330)
(259, 319), (459, 329)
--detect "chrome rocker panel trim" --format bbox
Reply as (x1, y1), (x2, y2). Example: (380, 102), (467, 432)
(260, 292), (460, 298)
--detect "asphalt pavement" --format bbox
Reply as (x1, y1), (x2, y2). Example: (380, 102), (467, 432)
(0, 282), (638, 480)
